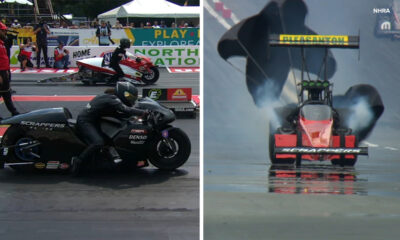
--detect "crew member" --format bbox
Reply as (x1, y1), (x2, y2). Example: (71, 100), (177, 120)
(109, 38), (131, 83)
(71, 82), (148, 175)
(96, 21), (111, 46)
(18, 37), (36, 71)
(0, 22), (19, 118)
(53, 41), (70, 69)
(33, 19), (51, 68)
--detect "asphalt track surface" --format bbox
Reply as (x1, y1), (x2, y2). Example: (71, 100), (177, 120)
(204, 0), (400, 239)
(0, 68), (199, 239)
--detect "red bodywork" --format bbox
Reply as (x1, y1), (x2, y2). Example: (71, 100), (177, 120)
(119, 56), (155, 73)
(274, 111), (357, 162)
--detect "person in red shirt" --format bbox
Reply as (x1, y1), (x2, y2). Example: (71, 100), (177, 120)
(18, 37), (36, 71)
(0, 22), (19, 118)
(53, 41), (69, 69)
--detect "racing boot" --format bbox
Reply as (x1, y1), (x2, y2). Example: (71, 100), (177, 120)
(107, 146), (123, 164)
(70, 156), (83, 176)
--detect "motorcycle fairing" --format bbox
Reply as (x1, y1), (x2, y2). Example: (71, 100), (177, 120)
(77, 57), (142, 80)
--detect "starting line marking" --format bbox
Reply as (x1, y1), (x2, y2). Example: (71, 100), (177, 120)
(10, 67), (79, 74)
(168, 67), (200, 73)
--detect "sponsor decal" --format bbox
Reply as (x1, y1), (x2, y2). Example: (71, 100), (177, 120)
(3, 148), (8, 156)
(381, 21), (391, 30)
(72, 49), (91, 59)
(20, 121), (66, 130)
(279, 34), (350, 46)
(129, 135), (148, 140)
(34, 162), (46, 169)
(167, 88), (192, 101)
(131, 129), (147, 134)
(174, 107), (195, 112)
(46, 161), (60, 169)
(130, 140), (145, 145)
(172, 89), (187, 100)
(162, 130), (169, 138)
(102, 51), (113, 66)
(144, 88), (166, 100)
(276, 147), (366, 154)
(133, 47), (199, 66)
(59, 163), (69, 170)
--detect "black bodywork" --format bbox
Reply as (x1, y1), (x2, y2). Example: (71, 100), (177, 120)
(0, 97), (190, 171)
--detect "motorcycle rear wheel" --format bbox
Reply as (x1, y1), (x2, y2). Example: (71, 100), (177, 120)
(2, 126), (39, 172)
(148, 128), (191, 170)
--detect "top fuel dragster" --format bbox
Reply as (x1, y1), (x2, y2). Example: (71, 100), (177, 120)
(269, 34), (369, 167)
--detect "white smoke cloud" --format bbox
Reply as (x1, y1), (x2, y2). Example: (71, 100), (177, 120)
(347, 97), (374, 133)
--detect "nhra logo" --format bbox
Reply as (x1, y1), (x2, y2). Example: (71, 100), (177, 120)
(373, 8), (390, 14)
(148, 89), (162, 100)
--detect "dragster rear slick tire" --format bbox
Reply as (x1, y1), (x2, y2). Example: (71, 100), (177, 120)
(269, 129), (295, 165)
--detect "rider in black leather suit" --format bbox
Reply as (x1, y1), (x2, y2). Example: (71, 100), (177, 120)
(109, 38), (131, 83)
(71, 81), (147, 175)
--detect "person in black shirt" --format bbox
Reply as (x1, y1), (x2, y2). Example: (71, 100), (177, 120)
(96, 21), (111, 46)
(70, 82), (148, 175)
(109, 38), (131, 83)
(33, 19), (51, 68)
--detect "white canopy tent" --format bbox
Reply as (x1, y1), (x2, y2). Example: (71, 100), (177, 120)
(98, 0), (200, 22)
(2, 0), (33, 5)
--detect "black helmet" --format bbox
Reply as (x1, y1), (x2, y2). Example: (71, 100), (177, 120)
(120, 38), (131, 49)
(116, 81), (138, 106)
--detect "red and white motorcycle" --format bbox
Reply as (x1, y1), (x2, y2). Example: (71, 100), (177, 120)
(76, 51), (159, 85)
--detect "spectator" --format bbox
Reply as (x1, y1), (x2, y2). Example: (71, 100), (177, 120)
(91, 18), (99, 28)
(124, 22), (134, 29)
(53, 41), (69, 69)
(107, 21), (112, 29)
(178, 21), (186, 28)
(160, 20), (167, 28)
(144, 22), (152, 29)
(152, 21), (160, 28)
(11, 19), (21, 28)
(113, 20), (123, 29)
(171, 22), (176, 28)
(18, 37), (36, 71)
(33, 19), (51, 68)
(96, 21), (111, 46)
(140, 22), (144, 28)
(60, 21), (68, 29)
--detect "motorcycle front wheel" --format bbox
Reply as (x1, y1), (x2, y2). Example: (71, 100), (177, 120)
(142, 67), (160, 85)
(148, 128), (191, 170)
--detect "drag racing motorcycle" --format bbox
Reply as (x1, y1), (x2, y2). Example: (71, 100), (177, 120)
(0, 97), (191, 172)
(269, 34), (369, 167)
(76, 51), (159, 86)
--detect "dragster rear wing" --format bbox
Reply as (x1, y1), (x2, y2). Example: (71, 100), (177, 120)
(269, 34), (360, 49)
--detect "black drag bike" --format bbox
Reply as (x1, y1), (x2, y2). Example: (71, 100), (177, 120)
(0, 97), (191, 172)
